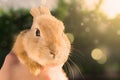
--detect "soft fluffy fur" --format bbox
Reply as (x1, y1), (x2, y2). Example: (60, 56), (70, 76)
(12, 6), (71, 79)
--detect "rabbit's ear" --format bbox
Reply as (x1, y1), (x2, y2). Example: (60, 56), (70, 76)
(39, 6), (51, 15)
(30, 8), (41, 18)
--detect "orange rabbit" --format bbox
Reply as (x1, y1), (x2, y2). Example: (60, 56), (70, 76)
(12, 6), (71, 80)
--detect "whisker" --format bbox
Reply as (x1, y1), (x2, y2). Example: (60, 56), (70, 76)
(63, 62), (69, 75)
(68, 57), (85, 80)
(70, 44), (90, 65)
(66, 61), (75, 80)
(71, 48), (85, 57)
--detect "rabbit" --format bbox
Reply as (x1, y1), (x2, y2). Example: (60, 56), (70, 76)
(12, 6), (71, 80)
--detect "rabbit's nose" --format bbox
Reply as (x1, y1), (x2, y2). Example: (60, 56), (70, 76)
(50, 51), (55, 58)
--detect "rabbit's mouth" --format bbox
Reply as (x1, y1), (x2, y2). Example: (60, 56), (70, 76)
(50, 51), (55, 58)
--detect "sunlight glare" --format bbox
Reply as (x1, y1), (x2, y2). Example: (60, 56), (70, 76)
(91, 48), (103, 60)
(66, 33), (74, 43)
(100, 0), (120, 19)
(91, 48), (107, 64)
(83, 0), (99, 10)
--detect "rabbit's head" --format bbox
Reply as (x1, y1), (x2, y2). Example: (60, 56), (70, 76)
(23, 6), (71, 67)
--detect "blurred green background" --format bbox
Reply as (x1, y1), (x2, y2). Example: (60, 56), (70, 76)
(0, 0), (120, 80)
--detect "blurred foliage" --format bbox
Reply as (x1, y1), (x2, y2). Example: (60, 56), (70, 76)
(0, 0), (120, 80)
(0, 9), (32, 68)
(51, 0), (70, 20)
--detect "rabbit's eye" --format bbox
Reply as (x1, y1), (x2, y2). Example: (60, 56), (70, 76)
(35, 28), (40, 37)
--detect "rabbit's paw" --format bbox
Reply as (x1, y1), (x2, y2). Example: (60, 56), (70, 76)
(28, 62), (41, 76)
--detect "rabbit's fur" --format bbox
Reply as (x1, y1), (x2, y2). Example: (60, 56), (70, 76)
(12, 6), (71, 79)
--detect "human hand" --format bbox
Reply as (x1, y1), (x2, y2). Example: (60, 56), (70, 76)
(0, 52), (51, 80)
